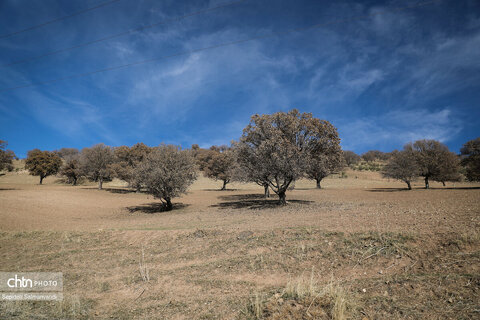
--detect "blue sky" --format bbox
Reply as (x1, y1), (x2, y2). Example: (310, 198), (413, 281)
(0, 0), (479, 158)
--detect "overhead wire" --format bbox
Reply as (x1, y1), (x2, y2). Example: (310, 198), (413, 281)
(0, 0), (122, 39)
(0, 0), (248, 68)
(0, 0), (442, 93)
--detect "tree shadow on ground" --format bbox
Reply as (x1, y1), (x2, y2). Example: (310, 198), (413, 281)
(367, 188), (411, 192)
(80, 187), (146, 194)
(0, 188), (17, 191)
(103, 187), (145, 194)
(202, 188), (239, 192)
(127, 202), (189, 214)
(439, 186), (480, 190)
(211, 193), (313, 210)
(367, 186), (480, 192)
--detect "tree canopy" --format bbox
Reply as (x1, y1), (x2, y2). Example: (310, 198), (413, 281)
(25, 149), (62, 184)
(382, 149), (420, 190)
(235, 109), (342, 204)
(461, 137), (480, 182)
(198, 145), (235, 190)
(111, 143), (151, 190)
(80, 144), (115, 190)
(134, 144), (197, 211)
(405, 139), (460, 189)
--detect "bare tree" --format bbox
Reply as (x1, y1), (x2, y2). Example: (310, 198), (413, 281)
(305, 121), (344, 189)
(231, 153), (271, 198)
(134, 144), (197, 211)
(235, 109), (341, 205)
(436, 151), (462, 186)
(461, 137), (480, 182)
(362, 150), (389, 162)
(60, 156), (82, 185)
(198, 145), (235, 190)
(25, 149), (62, 184)
(343, 150), (361, 167)
(80, 144), (114, 190)
(55, 148), (79, 159)
(0, 140), (16, 172)
(405, 139), (460, 189)
(382, 150), (419, 190)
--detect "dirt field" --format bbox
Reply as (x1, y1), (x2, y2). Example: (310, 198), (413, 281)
(0, 169), (479, 319)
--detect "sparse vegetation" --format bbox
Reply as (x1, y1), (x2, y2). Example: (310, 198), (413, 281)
(351, 160), (384, 171)
(1, 119), (479, 319)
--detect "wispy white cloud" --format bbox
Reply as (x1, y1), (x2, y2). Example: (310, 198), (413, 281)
(338, 108), (463, 151)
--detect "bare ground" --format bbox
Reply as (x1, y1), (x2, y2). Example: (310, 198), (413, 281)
(0, 170), (479, 319)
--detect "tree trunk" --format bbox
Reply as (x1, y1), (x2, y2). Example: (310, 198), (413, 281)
(98, 178), (103, 190)
(165, 197), (173, 211)
(221, 180), (227, 190)
(264, 184), (270, 198)
(316, 178), (322, 189)
(424, 176), (429, 189)
(406, 181), (411, 190)
(278, 190), (287, 205)
(73, 176), (77, 186)
(442, 181), (446, 187)
(39, 175), (44, 185)
(136, 185), (141, 193)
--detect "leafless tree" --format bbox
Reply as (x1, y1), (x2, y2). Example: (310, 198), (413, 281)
(55, 148), (79, 160)
(80, 143), (115, 190)
(460, 137), (480, 182)
(343, 150), (361, 167)
(60, 156), (82, 185)
(134, 144), (197, 211)
(362, 150), (389, 162)
(25, 149), (62, 184)
(235, 109), (342, 204)
(231, 155), (271, 198)
(382, 150), (419, 190)
(0, 140), (16, 172)
(198, 145), (235, 190)
(405, 139), (460, 189)
(305, 120), (344, 189)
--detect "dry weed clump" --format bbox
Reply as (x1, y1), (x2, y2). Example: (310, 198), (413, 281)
(245, 269), (356, 319)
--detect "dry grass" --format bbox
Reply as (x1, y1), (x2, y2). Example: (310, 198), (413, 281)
(245, 269), (355, 320)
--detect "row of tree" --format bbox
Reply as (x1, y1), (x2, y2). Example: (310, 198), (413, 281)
(1, 110), (479, 209)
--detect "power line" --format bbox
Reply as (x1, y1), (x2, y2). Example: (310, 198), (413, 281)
(0, 0), (122, 39)
(0, 0), (247, 68)
(0, 0), (441, 93)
